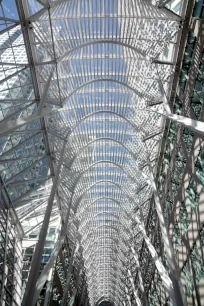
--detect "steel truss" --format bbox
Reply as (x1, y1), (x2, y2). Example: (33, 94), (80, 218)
(0, 0), (192, 306)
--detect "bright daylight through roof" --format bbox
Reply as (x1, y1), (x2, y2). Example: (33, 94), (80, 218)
(0, 0), (204, 306)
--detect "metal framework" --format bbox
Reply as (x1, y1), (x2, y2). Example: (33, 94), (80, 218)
(0, 0), (200, 306)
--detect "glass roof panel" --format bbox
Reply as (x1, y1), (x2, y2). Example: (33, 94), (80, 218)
(0, 0), (186, 305)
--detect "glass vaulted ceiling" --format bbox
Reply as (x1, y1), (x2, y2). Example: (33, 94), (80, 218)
(0, 0), (185, 305)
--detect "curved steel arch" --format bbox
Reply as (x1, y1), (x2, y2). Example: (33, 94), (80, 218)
(86, 261), (127, 283)
(80, 212), (131, 247)
(65, 110), (146, 136)
(72, 179), (138, 211)
(76, 196), (138, 243)
(71, 168), (137, 206)
(66, 137), (140, 170)
(82, 234), (127, 257)
(69, 160), (138, 186)
(88, 281), (125, 301)
(85, 258), (127, 280)
(84, 241), (132, 268)
(84, 247), (130, 274)
(69, 137), (139, 170)
(76, 197), (133, 224)
(62, 78), (146, 100)
(82, 231), (131, 262)
(83, 244), (134, 277)
(81, 222), (131, 243)
(69, 179), (137, 219)
(86, 260), (126, 279)
(93, 295), (117, 306)
(86, 262), (128, 292)
(86, 264), (125, 286)
(65, 159), (137, 196)
(93, 292), (123, 306)
(87, 271), (127, 295)
(88, 281), (125, 303)
(59, 40), (147, 62)
(85, 247), (130, 273)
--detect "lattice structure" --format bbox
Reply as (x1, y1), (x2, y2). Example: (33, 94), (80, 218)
(1, 1), (204, 306)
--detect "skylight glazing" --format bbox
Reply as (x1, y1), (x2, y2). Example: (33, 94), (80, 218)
(0, 0), (187, 305)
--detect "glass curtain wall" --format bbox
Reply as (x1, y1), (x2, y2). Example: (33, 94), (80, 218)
(0, 0), (190, 305)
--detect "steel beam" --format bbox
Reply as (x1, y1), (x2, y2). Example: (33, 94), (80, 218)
(0, 67), (27, 85)
(61, 244), (77, 306)
(32, 236), (65, 305)
(22, 141), (66, 306)
(125, 287), (132, 306)
(130, 246), (149, 305)
(7, 175), (53, 186)
(0, 23), (20, 35)
(19, 201), (47, 222)
(14, 195), (49, 208)
(0, 17), (19, 23)
(156, 108), (204, 136)
(28, 7), (48, 22)
(24, 214), (58, 236)
(0, 107), (56, 137)
(128, 269), (142, 306)
(154, 64), (204, 136)
(36, 68), (54, 115)
(43, 268), (53, 306)
(142, 159), (187, 306)
(1, 101), (36, 123)
(0, 210), (9, 306)
(36, 0), (48, 7)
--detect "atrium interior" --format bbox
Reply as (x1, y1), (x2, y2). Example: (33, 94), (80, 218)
(0, 0), (204, 306)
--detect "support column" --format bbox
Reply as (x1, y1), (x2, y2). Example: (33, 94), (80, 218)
(108, 196), (176, 304)
(156, 109), (204, 136)
(84, 296), (89, 306)
(69, 268), (82, 306)
(141, 152), (187, 306)
(125, 287), (132, 306)
(78, 281), (86, 306)
(32, 236), (65, 305)
(22, 141), (66, 306)
(69, 288), (77, 306)
(43, 268), (53, 306)
(13, 238), (23, 306)
(0, 211), (9, 306)
(154, 64), (204, 136)
(133, 213), (175, 304)
(128, 269), (142, 306)
(61, 244), (78, 306)
(37, 68), (54, 115)
(130, 246), (148, 305)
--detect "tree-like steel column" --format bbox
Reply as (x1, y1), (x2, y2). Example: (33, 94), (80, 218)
(61, 243), (79, 306)
(125, 287), (132, 306)
(22, 141), (66, 306)
(0, 210), (9, 306)
(155, 63), (204, 136)
(134, 213), (175, 303)
(141, 152), (187, 306)
(128, 269), (142, 306)
(32, 236), (65, 304)
(43, 268), (53, 306)
(130, 246), (149, 306)
(93, 192), (177, 304)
